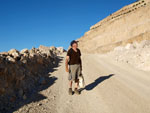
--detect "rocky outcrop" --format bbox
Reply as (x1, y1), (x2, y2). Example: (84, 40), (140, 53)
(77, 0), (150, 54)
(90, 0), (148, 30)
(0, 45), (64, 112)
(107, 40), (150, 71)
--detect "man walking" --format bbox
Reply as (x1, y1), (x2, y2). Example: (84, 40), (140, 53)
(65, 40), (82, 95)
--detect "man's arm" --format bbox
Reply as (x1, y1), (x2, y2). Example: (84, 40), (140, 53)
(65, 56), (70, 72)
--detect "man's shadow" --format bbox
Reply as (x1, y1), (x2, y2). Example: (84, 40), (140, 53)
(80, 74), (114, 92)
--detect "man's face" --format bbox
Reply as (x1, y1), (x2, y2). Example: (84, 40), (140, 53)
(72, 43), (78, 48)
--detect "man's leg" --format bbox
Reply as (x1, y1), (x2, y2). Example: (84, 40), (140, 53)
(69, 80), (73, 95)
(69, 80), (73, 88)
(75, 79), (79, 89)
(74, 79), (80, 95)
(68, 66), (73, 95)
(74, 65), (81, 95)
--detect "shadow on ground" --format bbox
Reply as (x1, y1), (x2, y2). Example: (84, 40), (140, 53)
(80, 74), (114, 93)
(5, 56), (64, 113)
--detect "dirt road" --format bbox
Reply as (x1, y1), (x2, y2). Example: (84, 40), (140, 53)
(14, 53), (150, 113)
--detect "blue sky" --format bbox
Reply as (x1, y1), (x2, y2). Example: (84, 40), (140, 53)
(0, 0), (136, 52)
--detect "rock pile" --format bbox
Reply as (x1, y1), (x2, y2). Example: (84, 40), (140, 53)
(107, 40), (150, 71)
(0, 45), (64, 112)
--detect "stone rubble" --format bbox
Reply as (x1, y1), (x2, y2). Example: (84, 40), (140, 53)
(0, 45), (65, 113)
(107, 40), (150, 71)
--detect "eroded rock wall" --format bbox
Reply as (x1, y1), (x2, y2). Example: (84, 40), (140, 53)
(78, 0), (150, 54)
(0, 45), (64, 112)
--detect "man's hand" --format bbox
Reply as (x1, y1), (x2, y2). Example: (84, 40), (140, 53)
(65, 56), (70, 72)
(66, 67), (69, 72)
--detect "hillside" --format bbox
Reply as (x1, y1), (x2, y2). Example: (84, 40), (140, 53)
(77, 0), (150, 53)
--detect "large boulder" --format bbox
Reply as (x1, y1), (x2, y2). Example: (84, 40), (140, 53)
(20, 48), (29, 54)
(57, 47), (64, 54)
(6, 56), (16, 62)
(50, 46), (57, 51)
(0, 52), (9, 56)
(39, 45), (54, 57)
(8, 49), (20, 59)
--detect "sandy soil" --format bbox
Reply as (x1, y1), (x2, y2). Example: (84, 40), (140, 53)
(14, 53), (150, 113)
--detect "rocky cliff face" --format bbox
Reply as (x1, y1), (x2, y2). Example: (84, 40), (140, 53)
(0, 45), (64, 112)
(77, 0), (150, 53)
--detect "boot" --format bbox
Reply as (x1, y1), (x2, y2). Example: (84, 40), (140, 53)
(69, 88), (73, 95)
(74, 88), (80, 95)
